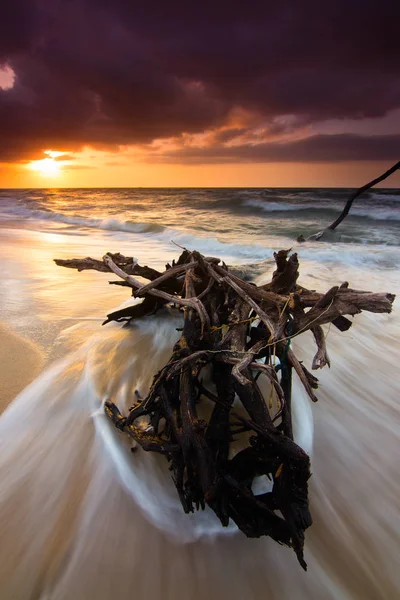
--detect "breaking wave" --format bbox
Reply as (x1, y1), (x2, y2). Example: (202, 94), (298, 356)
(242, 198), (400, 220)
(0, 203), (167, 234)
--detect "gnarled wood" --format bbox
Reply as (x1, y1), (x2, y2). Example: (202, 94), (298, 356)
(55, 247), (395, 570)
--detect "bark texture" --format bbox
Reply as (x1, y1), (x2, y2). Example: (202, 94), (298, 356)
(55, 249), (395, 570)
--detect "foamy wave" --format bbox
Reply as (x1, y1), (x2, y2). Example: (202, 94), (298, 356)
(243, 198), (400, 220)
(163, 234), (273, 261)
(1, 197), (399, 269)
(297, 242), (400, 270)
(164, 234), (400, 271)
(0, 203), (166, 234)
(243, 199), (309, 212)
(242, 198), (344, 213)
(351, 207), (400, 220)
(370, 192), (400, 202)
(0, 201), (277, 262)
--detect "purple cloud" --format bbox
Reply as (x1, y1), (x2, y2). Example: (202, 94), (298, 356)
(0, 0), (399, 163)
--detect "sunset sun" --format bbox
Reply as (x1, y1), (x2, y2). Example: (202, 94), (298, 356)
(27, 150), (68, 178)
(29, 157), (61, 177)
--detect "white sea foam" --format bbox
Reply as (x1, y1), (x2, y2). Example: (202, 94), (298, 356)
(243, 198), (400, 220)
(0, 202), (166, 233)
(370, 192), (400, 202)
(351, 206), (400, 220)
(243, 199), (321, 212)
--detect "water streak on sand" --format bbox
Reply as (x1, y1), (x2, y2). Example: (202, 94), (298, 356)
(0, 289), (399, 599)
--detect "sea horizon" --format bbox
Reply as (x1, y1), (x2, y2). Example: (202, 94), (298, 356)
(2, 184), (400, 190)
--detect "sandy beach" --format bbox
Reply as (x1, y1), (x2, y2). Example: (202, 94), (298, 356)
(0, 323), (44, 414)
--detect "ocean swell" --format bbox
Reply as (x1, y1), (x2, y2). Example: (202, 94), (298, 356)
(242, 198), (400, 220)
(0, 202), (166, 234)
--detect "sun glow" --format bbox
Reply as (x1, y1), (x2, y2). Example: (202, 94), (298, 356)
(29, 158), (61, 177)
(28, 151), (65, 177)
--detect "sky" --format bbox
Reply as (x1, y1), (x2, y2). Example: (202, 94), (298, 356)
(0, 0), (399, 188)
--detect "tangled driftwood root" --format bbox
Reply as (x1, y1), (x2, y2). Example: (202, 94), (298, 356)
(55, 249), (395, 569)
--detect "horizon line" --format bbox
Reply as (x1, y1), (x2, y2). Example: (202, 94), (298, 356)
(1, 184), (400, 190)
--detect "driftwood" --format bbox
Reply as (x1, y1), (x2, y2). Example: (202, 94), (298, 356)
(298, 160), (400, 242)
(55, 249), (395, 570)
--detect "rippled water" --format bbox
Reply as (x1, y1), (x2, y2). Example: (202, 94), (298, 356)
(1, 187), (400, 251)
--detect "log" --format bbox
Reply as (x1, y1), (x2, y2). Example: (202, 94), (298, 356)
(55, 248), (395, 570)
(297, 160), (400, 242)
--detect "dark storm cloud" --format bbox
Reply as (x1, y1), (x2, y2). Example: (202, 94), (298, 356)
(0, 0), (399, 163)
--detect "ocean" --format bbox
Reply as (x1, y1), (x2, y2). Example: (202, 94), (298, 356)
(0, 187), (399, 599)
(0, 187), (399, 342)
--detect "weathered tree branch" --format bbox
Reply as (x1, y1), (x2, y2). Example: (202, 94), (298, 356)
(55, 247), (395, 570)
(298, 160), (400, 241)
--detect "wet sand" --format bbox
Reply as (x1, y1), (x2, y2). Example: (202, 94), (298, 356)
(0, 323), (44, 414)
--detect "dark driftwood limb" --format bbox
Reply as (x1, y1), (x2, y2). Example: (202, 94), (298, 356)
(298, 160), (400, 241)
(327, 160), (400, 232)
(55, 248), (395, 569)
(55, 253), (162, 281)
